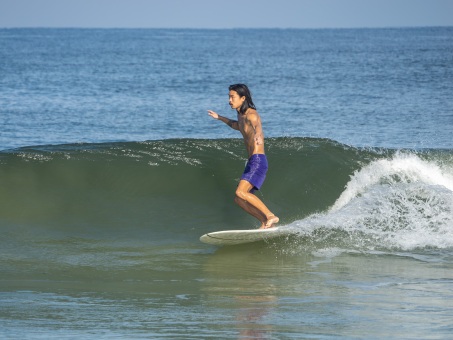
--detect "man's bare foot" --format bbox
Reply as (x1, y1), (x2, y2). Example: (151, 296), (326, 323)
(262, 215), (279, 229)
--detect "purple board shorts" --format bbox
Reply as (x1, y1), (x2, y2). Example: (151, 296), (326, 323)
(241, 154), (268, 192)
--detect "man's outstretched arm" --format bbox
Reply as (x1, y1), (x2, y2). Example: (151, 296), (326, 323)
(208, 110), (239, 130)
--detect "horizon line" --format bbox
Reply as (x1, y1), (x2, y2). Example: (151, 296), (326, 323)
(1, 25), (452, 30)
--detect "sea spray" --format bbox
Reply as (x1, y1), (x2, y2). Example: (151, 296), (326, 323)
(331, 152), (453, 211)
(286, 152), (453, 253)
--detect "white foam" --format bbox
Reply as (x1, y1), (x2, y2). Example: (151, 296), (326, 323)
(331, 153), (453, 211)
(288, 153), (453, 251)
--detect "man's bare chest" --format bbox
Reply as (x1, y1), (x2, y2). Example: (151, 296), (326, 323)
(238, 116), (251, 134)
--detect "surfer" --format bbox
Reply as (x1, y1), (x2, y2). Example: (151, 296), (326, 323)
(208, 84), (279, 229)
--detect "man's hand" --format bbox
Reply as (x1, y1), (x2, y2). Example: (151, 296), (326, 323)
(207, 110), (219, 119)
(208, 110), (239, 130)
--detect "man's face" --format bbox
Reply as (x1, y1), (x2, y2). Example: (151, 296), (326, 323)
(229, 90), (245, 110)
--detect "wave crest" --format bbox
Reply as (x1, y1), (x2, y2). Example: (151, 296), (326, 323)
(289, 153), (453, 251)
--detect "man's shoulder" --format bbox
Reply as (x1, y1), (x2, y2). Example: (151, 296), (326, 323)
(246, 108), (259, 117)
(245, 108), (260, 122)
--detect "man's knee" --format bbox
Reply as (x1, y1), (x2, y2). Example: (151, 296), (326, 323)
(235, 188), (247, 201)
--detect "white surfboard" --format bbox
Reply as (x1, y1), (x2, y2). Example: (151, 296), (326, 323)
(200, 227), (290, 246)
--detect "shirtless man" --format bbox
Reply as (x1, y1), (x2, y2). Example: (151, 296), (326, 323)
(208, 84), (279, 229)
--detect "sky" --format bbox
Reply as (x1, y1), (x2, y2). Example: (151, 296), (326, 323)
(0, 0), (452, 29)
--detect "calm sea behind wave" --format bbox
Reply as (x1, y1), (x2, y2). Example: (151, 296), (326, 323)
(1, 27), (452, 150)
(1, 27), (453, 339)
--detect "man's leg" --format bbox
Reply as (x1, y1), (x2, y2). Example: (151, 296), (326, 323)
(235, 180), (279, 229)
(234, 195), (267, 227)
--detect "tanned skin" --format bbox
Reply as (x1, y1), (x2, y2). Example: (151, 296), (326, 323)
(208, 90), (279, 229)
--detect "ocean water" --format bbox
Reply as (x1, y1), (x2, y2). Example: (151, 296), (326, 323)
(1, 27), (453, 339)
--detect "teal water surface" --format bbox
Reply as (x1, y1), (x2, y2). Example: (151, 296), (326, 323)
(1, 139), (453, 338)
(1, 26), (453, 338)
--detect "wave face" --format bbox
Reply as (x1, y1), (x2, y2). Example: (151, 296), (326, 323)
(1, 138), (452, 252)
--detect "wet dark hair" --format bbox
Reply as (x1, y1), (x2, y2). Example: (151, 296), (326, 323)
(229, 84), (256, 115)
